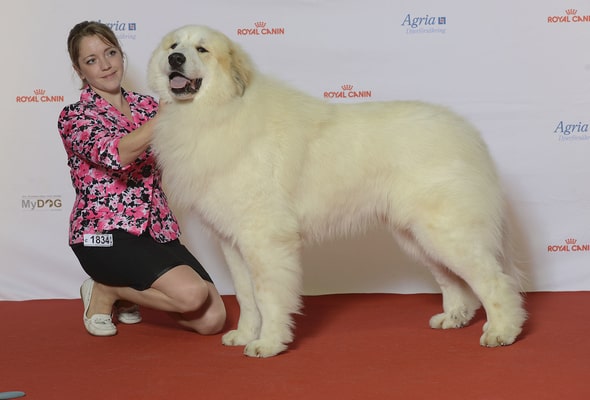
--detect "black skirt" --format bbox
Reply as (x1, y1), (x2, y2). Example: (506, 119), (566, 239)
(71, 230), (213, 290)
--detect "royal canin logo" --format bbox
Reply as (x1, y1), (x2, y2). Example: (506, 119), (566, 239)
(547, 9), (590, 23)
(323, 84), (372, 100)
(547, 238), (590, 253)
(236, 22), (285, 36)
(16, 89), (64, 103)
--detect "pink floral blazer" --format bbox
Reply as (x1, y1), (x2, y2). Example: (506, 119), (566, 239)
(58, 86), (180, 245)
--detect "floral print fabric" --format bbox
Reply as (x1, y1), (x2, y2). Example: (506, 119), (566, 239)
(58, 86), (180, 244)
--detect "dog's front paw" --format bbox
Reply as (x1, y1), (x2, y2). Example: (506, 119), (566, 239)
(243, 339), (288, 358)
(479, 322), (521, 347)
(222, 329), (257, 347)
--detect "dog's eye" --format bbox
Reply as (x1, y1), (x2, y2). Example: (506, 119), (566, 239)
(170, 43), (178, 50)
(196, 46), (208, 53)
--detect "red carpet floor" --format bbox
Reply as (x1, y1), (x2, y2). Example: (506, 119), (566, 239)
(1, 292), (589, 399)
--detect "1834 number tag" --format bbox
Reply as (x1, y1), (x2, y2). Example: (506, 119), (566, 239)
(83, 233), (113, 247)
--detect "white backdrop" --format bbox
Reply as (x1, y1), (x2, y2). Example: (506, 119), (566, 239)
(1, 0), (589, 300)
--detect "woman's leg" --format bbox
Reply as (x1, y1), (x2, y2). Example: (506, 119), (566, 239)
(166, 281), (226, 335)
(86, 265), (226, 335)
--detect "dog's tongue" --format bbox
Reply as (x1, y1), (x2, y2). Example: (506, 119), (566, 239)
(170, 75), (191, 89)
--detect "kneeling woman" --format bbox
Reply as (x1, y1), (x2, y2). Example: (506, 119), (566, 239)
(58, 20), (226, 336)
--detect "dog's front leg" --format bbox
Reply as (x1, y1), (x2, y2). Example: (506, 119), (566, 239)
(238, 233), (304, 358)
(220, 242), (262, 347)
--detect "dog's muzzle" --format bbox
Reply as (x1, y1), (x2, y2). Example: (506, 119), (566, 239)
(168, 52), (202, 99)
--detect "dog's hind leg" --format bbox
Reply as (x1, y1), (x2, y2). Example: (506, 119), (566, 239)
(220, 242), (262, 347)
(408, 226), (526, 347)
(456, 253), (526, 347)
(426, 263), (481, 329)
(392, 230), (481, 329)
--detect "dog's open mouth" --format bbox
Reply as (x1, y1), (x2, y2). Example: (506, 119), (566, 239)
(169, 72), (202, 99)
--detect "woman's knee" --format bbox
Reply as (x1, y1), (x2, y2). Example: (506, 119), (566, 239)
(199, 307), (227, 335)
(173, 279), (210, 314)
(153, 265), (211, 313)
(186, 301), (227, 335)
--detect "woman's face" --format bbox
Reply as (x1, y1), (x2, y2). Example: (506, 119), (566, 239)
(75, 35), (124, 96)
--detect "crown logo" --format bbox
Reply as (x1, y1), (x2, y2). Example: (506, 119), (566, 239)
(341, 84), (353, 91)
(565, 238), (577, 245)
(34, 89), (46, 95)
(565, 9), (577, 15)
(254, 21), (266, 28)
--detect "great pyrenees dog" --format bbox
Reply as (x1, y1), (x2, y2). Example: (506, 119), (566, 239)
(148, 25), (526, 357)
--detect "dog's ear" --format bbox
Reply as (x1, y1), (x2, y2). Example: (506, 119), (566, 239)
(229, 42), (254, 96)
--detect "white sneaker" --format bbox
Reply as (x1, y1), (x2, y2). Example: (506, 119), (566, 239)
(80, 279), (117, 336)
(116, 304), (142, 324)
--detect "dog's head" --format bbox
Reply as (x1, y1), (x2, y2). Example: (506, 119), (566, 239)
(147, 25), (254, 104)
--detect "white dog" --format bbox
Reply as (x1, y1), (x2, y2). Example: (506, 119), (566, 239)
(147, 25), (526, 357)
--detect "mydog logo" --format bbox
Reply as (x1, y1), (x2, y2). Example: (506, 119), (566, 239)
(553, 120), (590, 141)
(22, 195), (63, 211)
(547, 9), (590, 23)
(402, 13), (447, 34)
(15, 89), (64, 104)
(547, 238), (590, 253)
(236, 21), (285, 36)
(98, 19), (137, 40)
(323, 84), (372, 100)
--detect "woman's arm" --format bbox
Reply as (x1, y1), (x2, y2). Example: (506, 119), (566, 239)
(118, 100), (164, 166)
(117, 115), (157, 166)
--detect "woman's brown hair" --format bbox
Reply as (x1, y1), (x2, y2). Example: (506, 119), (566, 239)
(67, 21), (124, 87)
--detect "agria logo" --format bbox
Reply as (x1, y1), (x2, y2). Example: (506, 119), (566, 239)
(554, 120), (590, 142)
(401, 13), (447, 34)
(547, 9), (590, 24)
(97, 19), (137, 40)
(237, 21), (285, 36)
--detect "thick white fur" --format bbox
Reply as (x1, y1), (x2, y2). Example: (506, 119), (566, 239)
(148, 25), (526, 357)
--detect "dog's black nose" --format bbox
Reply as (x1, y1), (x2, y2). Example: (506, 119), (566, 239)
(168, 52), (186, 69)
